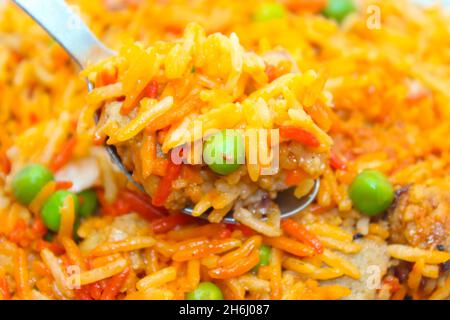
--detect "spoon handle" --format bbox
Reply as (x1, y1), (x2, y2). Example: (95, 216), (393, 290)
(12, 0), (113, 68)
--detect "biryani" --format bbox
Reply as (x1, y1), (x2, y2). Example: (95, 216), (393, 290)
(0, 0), (449, 300)
(83, 22), (333, 235)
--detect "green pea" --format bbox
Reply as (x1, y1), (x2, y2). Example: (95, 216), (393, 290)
(348, 170), (394, 216)
(252, 245), (271, 273)
(322, 0), (356, 23)
(203, 129), (244, 175)
(253, 3), (286, 22)
(12, 164), (54, 205)
(41, 190), (80, 232)
(186, 282), (224, 300)
(258, 245), (271, 267)
(78, 189), (98, 218)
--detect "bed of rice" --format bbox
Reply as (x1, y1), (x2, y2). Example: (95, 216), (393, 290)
(0, 0), (448, 300)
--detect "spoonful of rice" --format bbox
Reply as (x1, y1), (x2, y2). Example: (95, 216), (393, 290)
(12, 0), (323, 228)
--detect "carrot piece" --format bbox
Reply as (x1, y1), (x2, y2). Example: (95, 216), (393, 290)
(70, 118), (78, 131)
(0, 151), (11, 175)
(143, 80), (159, 99)
(9, 217), (46, 245)
(8, 219), (28, 246)
(100, 267), (129, 300)
(330, 152), (347, 170)
(283, 0), (326, 12)
(304, 104), (332, 132)
(29, 113), (39, 124)
(0, 274), (10, 300)
(50, 137), (77, 172)
(151, 159), (181, 207)
(35, 239), (65, 255)
(263, 236), (315, 257)
(120, 78), (159, 115)
(165, 25), (183, 35)
(281, 219), (324, 254)
(150, 213), (195, 234)
(96, 68), (117, 87)
(285, 169), (307, 187)
(93, 131), (107, 145)
(31, 217), (47, 238)
(145, 95), (201, 132)
(279, 126), (320, 148)
(55, 180), (74, 190)
(208, 249), (260, 279)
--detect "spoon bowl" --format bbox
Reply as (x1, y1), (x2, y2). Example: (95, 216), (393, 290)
(182, 181), (320, 224)
(13, 0), (320, 223)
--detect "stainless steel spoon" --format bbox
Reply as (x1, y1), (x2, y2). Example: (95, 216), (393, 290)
(12, 0), (320, 223)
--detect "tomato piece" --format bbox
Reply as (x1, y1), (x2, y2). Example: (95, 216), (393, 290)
(330, 152), (347, 170)
(279, 126), (320, 148)
(151, 160), (182, 207)
(281, 219), (323, 254)
(285, 169), (307, 187)
(50, 137), (77, 172)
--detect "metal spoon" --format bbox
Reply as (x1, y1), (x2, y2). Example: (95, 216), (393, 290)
(12, 0), (320, 223)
